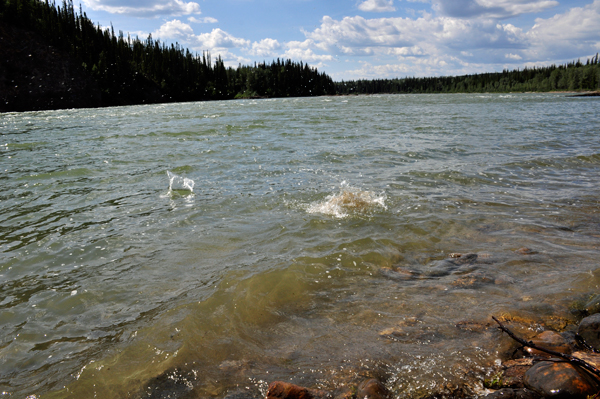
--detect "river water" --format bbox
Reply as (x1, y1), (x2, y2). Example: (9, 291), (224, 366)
(1, 93), (599, 398)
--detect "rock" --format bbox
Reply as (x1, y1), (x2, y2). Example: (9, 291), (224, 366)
(266, 382), (330, 399)
(499, 359), (535, 388)
(572, 351), (600, 369)
(523, 361), (599, 398)
(356, 379), (390, 399)
(451, 271), (494, 288)
(524, 331), (572, 358)
(585, 294), (600, 315)
(577, 313), (600, 351)
(516, 248), (537, 255)
(483, 388), (541, 399)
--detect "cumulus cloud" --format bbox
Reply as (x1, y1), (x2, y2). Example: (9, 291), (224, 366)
(188, 16), (218, 24)
(282, 40), (335, 62)
(431, 0), (558, 19)
(525, 0), (600, 60)
(305, 14), (528, 60)
(82, 0), (201, 17)
(358, 0), (396, 12)
(247, 39), (282, 57)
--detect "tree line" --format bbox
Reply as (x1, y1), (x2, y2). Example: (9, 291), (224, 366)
(0, 0), (335, 107)
(336, 56), (600, 95)
(1, 0), (598, 111)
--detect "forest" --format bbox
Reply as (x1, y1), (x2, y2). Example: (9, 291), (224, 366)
(336, 56), (600, 95)
(0, 0), (599, 112)
(0, 0), (336, 109)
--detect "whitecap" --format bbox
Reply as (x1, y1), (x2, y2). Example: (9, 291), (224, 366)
(307, 181), (386, 218)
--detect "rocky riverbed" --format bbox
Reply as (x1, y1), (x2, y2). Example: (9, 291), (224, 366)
(135, 251), (600, 399)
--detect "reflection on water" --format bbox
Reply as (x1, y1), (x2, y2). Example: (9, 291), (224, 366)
(1, 94), (599, 398)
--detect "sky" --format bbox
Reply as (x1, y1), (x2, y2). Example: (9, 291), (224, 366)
(78, 0), (600, 80)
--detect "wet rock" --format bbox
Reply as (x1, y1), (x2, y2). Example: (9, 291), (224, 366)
(266, 381), (330, 399)
(424, 253), (479, 277)
(524, 331), (573, 358)
(451, 271), (494, 288)
(523, 361), (599, 398)
(356, 378), (390, 399)
(516, 248), (538, 255)
(223, 390), (262, 399)
(572, 351), (600, 368)
(483, 388), (541, 399)
(585, 294), (600, 315)
(379, 267), (415, 281)
(577, 313), (600, 351)
(495, 358), (535, 389)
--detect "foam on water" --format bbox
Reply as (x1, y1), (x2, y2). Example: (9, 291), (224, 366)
(307, 181), (387, 218)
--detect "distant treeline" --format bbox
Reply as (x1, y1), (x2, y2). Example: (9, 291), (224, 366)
(0, 0), (335, 106)
(336, 56), (600, 95)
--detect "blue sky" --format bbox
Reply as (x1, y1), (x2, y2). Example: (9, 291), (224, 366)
(79, 0), (600, 80)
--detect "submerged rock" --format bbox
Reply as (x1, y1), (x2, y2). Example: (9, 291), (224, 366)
(523, 361), (599, 398)
(356, 378), (390, 399)
(577, 313), (600, 351)
(584, 294), (600, 315)
(483, 388), (541, 399)
(523, 331), (573, 358)
(266, 381), (330, 399)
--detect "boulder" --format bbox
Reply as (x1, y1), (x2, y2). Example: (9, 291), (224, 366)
(523, 361), (599, 398)
(577, 313), (600, 351)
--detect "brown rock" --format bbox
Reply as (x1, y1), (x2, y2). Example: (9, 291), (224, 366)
(356, 379), (390, 399)
(524, 331), (572, 358)
(523, 361), (599, 398)
(572, 351), (600, 369)
(500, 358), (535, 388)
(266, 382), (330, 399)
(577, 313), (600, 351)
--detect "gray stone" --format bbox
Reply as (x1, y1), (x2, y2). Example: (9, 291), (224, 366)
(577, 313), (600, 351)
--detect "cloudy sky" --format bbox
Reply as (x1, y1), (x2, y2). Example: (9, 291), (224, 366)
(79, 0), (600, 80)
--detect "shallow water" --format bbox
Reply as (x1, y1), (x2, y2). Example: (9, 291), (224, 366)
(1, 94), (600, 398)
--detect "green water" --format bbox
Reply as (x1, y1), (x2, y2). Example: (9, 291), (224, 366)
(1, 94), (599, 398)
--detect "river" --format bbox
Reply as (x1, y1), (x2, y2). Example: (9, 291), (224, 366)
(1, 93), (599, 398)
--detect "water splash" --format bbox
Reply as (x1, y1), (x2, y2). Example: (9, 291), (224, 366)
(166, 171), (195, 196)
(307, 181), (386, 218)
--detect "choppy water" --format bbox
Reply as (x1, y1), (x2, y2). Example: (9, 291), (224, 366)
(1, 93), (599, 398)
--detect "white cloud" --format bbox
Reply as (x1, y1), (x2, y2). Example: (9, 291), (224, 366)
(154, 19), (195, 41)
(81, 0), (201, 17)
(505, 53), (522, 59)
(188, 16), (218, 24)
(431, 0), (558, 19)
(282, 41), (335, 63)
(527, 0), (600, 60)
(196, 28), (250, 49)
(248, 38), (282, 57)
(305, 14), (528, 60)
(358, 0), (396, 13)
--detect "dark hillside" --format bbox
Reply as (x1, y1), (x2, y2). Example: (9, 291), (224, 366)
(0, 23), (102, 112)
(0, 0), (335, 113)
